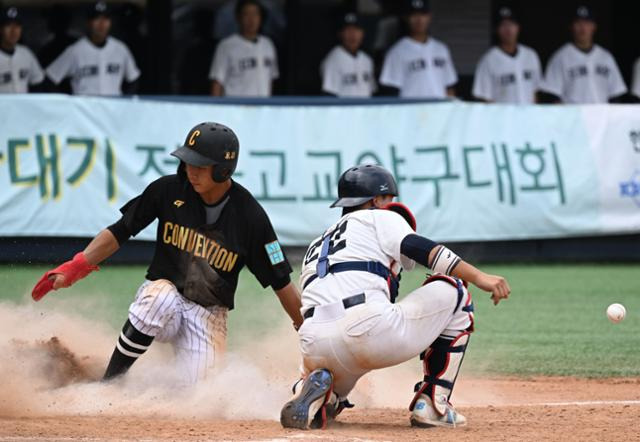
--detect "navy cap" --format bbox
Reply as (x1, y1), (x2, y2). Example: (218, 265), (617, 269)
(574, 5), (595, 21)
(88, 1), (111, 19)
(407, 0), (430, 14)
(340, 12), (362, 29)
(496, 6), (518, 24)
(0, 7), (21, 25)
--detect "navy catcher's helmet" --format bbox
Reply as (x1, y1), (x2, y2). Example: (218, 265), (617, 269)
(171, 122), (239, 183)
(330, 164), (398, 208)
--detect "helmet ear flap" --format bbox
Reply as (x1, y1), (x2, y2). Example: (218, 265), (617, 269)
(211, 165), (231, 183)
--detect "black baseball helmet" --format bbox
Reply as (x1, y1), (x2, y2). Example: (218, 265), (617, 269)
(330, 164), (398, 208)
(171, 122), (240, 183)
(1, 7), (21, 26)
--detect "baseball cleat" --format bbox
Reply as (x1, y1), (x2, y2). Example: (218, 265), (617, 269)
(410, 394), (467, 428)
(280, 368), (334, 430)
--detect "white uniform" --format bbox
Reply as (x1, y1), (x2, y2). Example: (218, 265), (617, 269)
(541, 43), (627, 103)
(209, 34), (278, 97)
(127, 279), (227, 384)
(379, 36), (457, 98)
(631, 58), (640, 99)
(298, 209), (473, 397)
(0, 45), (44, 93)
(46, 36), (140, 96)
(472, 45), (542, 104)
(320, 45), (376, 97)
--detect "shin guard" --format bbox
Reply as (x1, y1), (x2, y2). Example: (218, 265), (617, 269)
(409, 331), (470, 415)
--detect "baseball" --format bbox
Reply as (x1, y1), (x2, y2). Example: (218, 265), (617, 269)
(606, 303), (626, 323)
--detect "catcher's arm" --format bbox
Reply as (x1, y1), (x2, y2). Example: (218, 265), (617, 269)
(32, 229), (120, 301)
(427, 245), (510, 305)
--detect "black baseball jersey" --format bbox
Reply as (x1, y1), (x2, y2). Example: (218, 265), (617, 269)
(107, 173), (292, 309)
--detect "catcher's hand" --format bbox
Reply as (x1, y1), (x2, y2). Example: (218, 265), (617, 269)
(32, 252), (99, 301)
(474, 273), (510, 305)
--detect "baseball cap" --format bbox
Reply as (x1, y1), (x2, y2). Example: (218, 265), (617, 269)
(340, 12), (362, 29)
(407, 0), (430, 14)
(573, 5), (595, 22)
(496, 6), (518, 24)
(87, 1), (111, 19)
(0, 6), (21, 26)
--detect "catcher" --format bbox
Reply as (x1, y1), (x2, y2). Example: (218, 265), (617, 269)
(280, 164), (510, 429)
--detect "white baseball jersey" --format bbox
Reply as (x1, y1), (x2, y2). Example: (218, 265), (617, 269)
(297, 208), (473, 397)
(46, 36), (140, 96)
(631, 58), (640, 98)
(379, 36), (458, 98)
(300, 209), (415, 311)
(472, 45), (542, 104)
(320, 45), (376, 97)
(0, 45), (44, 93)
(541, 43), (627, 104)
(209, 34), (278, 97)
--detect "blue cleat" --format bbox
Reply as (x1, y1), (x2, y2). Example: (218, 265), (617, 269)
(280, 368), (334, 430)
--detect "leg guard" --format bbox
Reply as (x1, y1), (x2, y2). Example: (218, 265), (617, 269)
(409, 331), (471, 416)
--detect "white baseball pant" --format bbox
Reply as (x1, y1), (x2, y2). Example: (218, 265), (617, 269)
(298, 280), (473, 398)
(128, 279), (228, 383)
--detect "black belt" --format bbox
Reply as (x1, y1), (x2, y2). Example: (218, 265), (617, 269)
(303, 293), (366, 320)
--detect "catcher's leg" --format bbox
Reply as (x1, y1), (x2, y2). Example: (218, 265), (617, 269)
(409, 275), (474, 428)
(103, 279), (182, 380)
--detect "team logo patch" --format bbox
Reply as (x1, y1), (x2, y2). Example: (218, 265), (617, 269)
(265, 241), (285, 265)
(173, 199), (185, 208)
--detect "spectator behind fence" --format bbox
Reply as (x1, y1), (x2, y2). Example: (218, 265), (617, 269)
(541, 5), (626, 104)
(379, 0), (457, 98)
(631, 57), (640, 100)
(0, 6), (44, 93)
(472, 7), (542, 104)
(320, 12), (376, 97)
(209, 0), (278, 97)
(46, 1), (140, 96)
(213, 0), (286, 45)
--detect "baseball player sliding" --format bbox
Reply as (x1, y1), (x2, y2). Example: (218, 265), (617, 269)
(32, 122), (303, 384)
(280, 165), (510, 429)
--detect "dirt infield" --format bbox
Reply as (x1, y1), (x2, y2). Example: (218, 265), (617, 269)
(2, 377), (639, 442)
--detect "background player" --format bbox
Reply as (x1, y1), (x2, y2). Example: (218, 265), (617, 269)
(45, 1), (140, 96)
(320, 12), (376, 97)
(209, 0), (278, 97)
(472, 6), (542, 104)
(32, 122), (303, 384)
(280, 165), (510, 429)
(631, 56), (640, 101)
(0, 6), (44, 93)
(379, 0), (457, 98)
(540, 5), (626, 104)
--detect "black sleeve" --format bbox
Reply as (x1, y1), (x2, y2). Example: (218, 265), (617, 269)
(106, 178), (162, 244)
(400, 234), (438, 267)
(245, 202), (292, 290)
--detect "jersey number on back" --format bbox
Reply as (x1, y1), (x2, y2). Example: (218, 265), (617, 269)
(304, 219), (348, 265)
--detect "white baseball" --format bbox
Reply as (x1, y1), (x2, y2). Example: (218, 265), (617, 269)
(606, 303), (626, 323)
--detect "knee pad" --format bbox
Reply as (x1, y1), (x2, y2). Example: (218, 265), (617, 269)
(409, 330), (470, 416)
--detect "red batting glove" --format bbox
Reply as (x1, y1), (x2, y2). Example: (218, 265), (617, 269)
(32, 252), (99, 301)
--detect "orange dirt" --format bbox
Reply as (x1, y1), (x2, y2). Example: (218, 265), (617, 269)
(1, 377), (639, 442)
